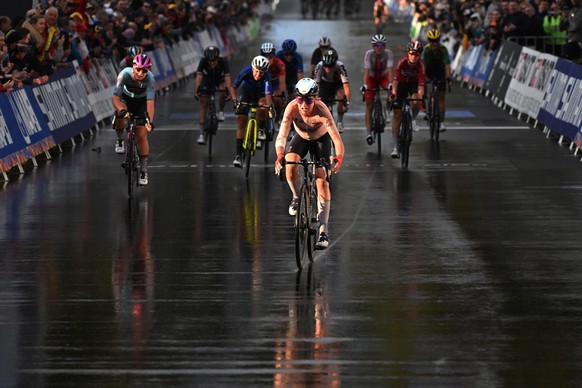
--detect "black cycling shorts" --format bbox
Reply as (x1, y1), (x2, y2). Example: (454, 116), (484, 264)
(235, 86), (265, 115)
(392, 82), (418, 110)
(120, 94), (148, 123)
(318, 80), (343, 101)
(287, 132), (333, 162)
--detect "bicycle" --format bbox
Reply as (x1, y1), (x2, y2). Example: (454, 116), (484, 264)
(426, 79), (451, 142)
(200, 88), (228, 159)
(363, 85), (390, 156)
(120, 112), (149, 198)
(282, 157), (331, 269)
(238, 101), (273, 179)
(396, 97), (424, 170)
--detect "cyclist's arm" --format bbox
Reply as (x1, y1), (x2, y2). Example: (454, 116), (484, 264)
(343, 82), (351, 102)
(195, 73), (202, 92)
(363, 68), (369, 84)
(112, 95), (126, 112)
(224, 74), (232, 90)
(392, 79), (399, 96)
(147, 99), (155, 123)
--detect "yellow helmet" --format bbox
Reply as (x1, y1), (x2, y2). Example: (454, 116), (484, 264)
(427, 28), (441, 41)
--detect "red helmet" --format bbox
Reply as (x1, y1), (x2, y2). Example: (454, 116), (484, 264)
(407, 40), (423, 53)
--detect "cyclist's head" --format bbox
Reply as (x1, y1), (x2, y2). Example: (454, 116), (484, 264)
(322, 49), (338, 68)
(294, 78), (319, 98)
(204, 45), (220, 60)
(260, 41), (275, 58)
(427, 28), (441, 43)
(406, 40), (423, 63)
(127, 45), (142, 58)
(281, 39), (297, 55)
(251, 55), (270, 73)
(133, 53), (152, 69)
(371, 34), (387, 48)
(318, 36), (331, 49)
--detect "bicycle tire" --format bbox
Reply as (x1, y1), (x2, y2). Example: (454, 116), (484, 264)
(206, 100), (218, 157)
(307, 183), (318, 259)
(400, 111), (412, 169)
(295, 185), (310, 269)
(372, 98), (385, 156)
(243, 119), (256, 179)
(433, 97), (441, 142)
(126, 130), (135, 198)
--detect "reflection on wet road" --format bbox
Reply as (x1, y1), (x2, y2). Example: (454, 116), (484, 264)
(3, 1), (582, 387)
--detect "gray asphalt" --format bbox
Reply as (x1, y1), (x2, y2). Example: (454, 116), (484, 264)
(3, 1), (582, 387)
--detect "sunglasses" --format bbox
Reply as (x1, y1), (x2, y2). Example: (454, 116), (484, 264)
(134, 67), (149, 74)
(323, 64), (334, 69)
(283, 52), (293, 56)
(374, 43), (386, 48)
(408, 51), (420, 57)
(296, 97), (314, 105)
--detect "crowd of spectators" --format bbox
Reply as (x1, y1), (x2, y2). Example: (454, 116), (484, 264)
(0, 0), (270, 93)
(410, 0), (582, 64)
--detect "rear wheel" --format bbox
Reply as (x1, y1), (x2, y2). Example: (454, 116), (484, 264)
(206, 104), (218, 158)
(295, 185), (310, 269)
(373, 99), (385, 156)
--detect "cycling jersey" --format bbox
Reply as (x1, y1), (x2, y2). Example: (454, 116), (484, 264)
(364, 49), (394, 77)
(113, 67), (156, 100)
(268, 57), (286, 90)
(196, 57), (231, 85)
(280, 99), (338, 139)
(393, 56), (426, 86)
(118, 55), (133, 71)
(232, 65), (273, 97)
(421, 44), (450, 81)
(313, 60), (349, 84)
(275, 50), (304, 89)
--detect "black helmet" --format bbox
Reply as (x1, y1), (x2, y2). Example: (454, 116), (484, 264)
(322, 49), (338, 67)
(204, 45), (220, 60)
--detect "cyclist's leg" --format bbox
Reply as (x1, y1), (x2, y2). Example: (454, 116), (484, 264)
(285, 136), (308, 215)
(114, 99), (128, 152)
(256, 96), (270, 141)
(364, 78), (376, 139)
(198, 93), (209, 144)
(218, 80), (227, 116)
(335, 81), (347, 126)
(313, 135), (333, 246)
(438, 87), (447, 129)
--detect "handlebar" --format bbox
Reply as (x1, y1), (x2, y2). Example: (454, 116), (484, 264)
(280, 157), (333, 182)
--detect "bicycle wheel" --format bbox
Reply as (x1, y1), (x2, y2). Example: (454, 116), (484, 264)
(400, 112), (412, 169)
(295, 185), (310, 269)
(372, 98), (385, 156)
(307, 183), (318, 259)
(243, 120), (256, 179)
(433, 97), (441, 142)
(206, 101), (218, 158)
(125, 133), (135, 198)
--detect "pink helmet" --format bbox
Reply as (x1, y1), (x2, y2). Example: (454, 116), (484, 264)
(133, 54), (152, 69)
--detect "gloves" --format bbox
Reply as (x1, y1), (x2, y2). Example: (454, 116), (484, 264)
(117, 109), (128, 118)
(360, 85), (367, 93)
(388, 93), (396, 102)
(275, 153), (285, 175)
(233, 99), (239, 111)
(332, 154), (343, 171)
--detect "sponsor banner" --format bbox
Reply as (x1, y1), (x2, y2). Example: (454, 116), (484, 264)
(471, 49), (497, 89)
(0, 89), (55, 173)
(83, 59), (117, 122)
(484, 40), (522, 100)
(461, 45), (482, 84)
(149, 48), (177, 90)
(539, 59), (582, 142)
(32, 66), (97, 144)
(505, 47), (557, 118)
(451, 47), (470, 77)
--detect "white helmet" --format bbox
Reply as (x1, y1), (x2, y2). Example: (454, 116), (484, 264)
(371, 34), (387, 44)
(318, 36), (331, 47)
(260, 42), (275, 55)
(251, 55), (270, 72)
(294, 78), (319, 97)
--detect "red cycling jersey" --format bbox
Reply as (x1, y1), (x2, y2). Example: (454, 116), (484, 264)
(393, 56), (427, 86)
(269, 57), (286, 81)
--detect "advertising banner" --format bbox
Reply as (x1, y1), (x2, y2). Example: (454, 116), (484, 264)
(505, 47), (557, 118)
(484, 40), (522, 100)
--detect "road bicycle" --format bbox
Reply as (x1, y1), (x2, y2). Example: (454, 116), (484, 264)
(426, 81), (441, 142)
(364, 85), (391, 156)
(238, 101), (273, 179)
(121, 113), (149, 199)
(200, 88), (228, 159)
(396, 97), (424, 170)
(282, 157), (331, 269)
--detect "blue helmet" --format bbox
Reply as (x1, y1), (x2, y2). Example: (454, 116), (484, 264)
(281, 39), (297, 54)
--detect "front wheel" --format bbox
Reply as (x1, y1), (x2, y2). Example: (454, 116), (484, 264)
(295, 185), (311, 269)
(400, 113), (412, 169)
(243, 120), (256, 179)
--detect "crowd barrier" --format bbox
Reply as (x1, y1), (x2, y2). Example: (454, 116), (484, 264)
(0, 17), (262, 180)
(453, 40), (582, 154)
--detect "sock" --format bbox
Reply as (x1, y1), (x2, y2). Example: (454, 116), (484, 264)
(236, 139), (243, 155)
(139, 156), (148, 172)
(290, 178), (300, 198)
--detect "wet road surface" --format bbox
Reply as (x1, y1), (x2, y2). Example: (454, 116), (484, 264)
(3, 1), (582, 387)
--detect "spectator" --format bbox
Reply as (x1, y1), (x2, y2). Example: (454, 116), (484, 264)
(0, 16), (12, 35)
(544, 1), (567, 56)
(501, 0), (531, 44)
(560, 0), (582, 63)
(484, 8), (504, 50)
(22, 15), (46, 52)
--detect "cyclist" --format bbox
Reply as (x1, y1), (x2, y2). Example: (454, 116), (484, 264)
(195, 45), (232, 145)
(229, 55), (273, 168)
(276, 39), (304, 101)
(362, 34), (394, 145)
(421, 28), (451, 131)
(274, 78), (345, 250)
(118, 45), (142, 71)
(373, 0), (389, 34)
(112, 54), (156, 185)
(309, 36), (335, 77)
(313, 49), (351, 133)
(389, 40), (426, 159)
(260, 42), (286, 127)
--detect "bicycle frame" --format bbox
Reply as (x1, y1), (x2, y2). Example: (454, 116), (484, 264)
(427, 81), (441, 142)
(370, 86), (390, 156)
(396, 98), (423, 170)
(202, 89), (227, 159)
(284, 157), (329, 269)
(122, 114), (147, 198)
(239, 102), (271, 179)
